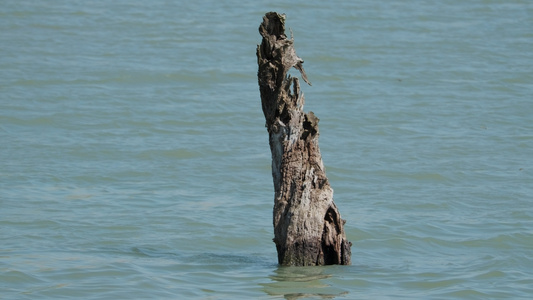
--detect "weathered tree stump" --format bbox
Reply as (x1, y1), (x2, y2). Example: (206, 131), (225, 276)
(256, 12), (352, 266)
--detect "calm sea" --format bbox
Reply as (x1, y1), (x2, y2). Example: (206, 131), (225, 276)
(1, 0), (532, 299)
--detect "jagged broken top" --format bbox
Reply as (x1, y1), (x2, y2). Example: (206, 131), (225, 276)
(258, 12), (311, 86)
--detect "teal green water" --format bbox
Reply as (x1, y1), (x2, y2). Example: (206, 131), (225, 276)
(1, 1), (532, 299)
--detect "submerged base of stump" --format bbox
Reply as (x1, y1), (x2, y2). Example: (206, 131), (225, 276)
(256, 12), (352, 266)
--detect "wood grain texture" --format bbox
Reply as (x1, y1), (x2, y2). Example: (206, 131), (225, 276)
(256, 12), (351, 266)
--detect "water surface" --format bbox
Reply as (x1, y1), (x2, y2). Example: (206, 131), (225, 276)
(1, 0), (532, 299)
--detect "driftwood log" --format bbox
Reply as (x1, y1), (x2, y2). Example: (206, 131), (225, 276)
(256, 12), (351, 266)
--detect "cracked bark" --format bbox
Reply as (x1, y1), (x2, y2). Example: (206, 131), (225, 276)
(256, 12), (351, 266)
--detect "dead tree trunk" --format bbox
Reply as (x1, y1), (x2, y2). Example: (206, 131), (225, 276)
(256, 12), (352, 266)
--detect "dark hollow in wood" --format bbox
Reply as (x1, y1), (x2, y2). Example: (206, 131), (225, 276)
(256, 12), (351, 266)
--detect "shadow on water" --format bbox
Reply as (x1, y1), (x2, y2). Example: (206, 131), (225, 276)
(262, 266), (349, 299)
(126, 247), (352, 298)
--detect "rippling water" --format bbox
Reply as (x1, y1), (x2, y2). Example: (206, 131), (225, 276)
(1, 0), (532, 299)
